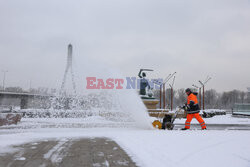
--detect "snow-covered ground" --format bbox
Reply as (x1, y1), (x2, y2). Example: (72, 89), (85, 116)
(0, 127), (250, 167)
(3, 114), (250, 131)
(0, 115), (250, 167)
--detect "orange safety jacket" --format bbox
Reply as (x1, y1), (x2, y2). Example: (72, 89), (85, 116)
(187, 93), (200, 114)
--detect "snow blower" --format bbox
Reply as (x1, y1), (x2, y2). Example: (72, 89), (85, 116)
(152, 109), (181, 130)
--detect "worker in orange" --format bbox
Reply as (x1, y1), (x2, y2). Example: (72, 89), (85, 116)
(181, 88), (207, 130)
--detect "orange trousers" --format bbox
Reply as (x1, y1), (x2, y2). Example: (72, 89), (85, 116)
(185, 113), (206, 129)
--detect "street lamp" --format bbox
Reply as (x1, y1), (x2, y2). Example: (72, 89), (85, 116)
(192, 84), (202, 108)
(155, 72), (176, 109)
(2, 70), (8, 91)
(169, 76), (176, 111)
(198, 76), (212, 110)
(161, 72), (176, 109)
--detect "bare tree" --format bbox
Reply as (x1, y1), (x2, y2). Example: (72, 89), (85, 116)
(204, 89), (219, 108)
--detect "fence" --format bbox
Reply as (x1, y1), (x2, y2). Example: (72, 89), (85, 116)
(232, 103), (250, 116)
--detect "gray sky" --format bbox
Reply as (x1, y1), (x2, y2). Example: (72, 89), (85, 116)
(0, 0), (250, 92)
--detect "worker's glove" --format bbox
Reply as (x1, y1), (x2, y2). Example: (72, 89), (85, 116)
(181, 104), (190, 111)
(180, 105), (186, 110)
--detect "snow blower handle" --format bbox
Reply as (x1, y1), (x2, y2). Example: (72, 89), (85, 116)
(180, 104), (189, 111)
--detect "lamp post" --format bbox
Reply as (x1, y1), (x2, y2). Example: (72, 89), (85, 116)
(156, 72), (176, 109)
(2, 70), (8, 91)
(199, 81), (205, 110)
(163, 83), (166, 109)
(169, 76), (176, 111)
(161, 73), (171, 109)
(198, 77), (212, 110)
(192, 84), (202, 108)
(159, 85), (162, 109)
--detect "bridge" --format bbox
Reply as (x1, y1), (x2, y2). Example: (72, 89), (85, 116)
(0, 44), (78, 110)
(0, 91), (54, 109)
(0, 44), (80, 127)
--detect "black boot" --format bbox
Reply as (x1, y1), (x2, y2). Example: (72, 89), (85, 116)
(181, 128), (188, 130)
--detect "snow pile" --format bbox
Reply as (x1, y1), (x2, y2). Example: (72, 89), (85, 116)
(3, 116), (137, 129)
(201, 109), (226, 114)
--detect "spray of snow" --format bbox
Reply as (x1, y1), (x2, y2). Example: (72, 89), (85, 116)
(22, 60), (153, 129)
(116, 88), (153, 129)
